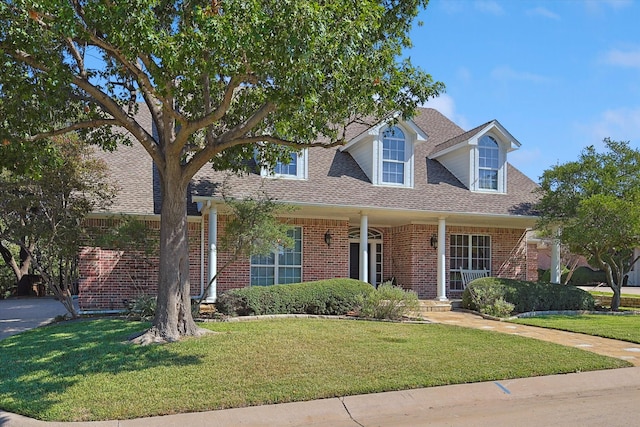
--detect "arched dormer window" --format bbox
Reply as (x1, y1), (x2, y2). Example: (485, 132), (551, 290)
(381, 126), (407, 185)
(478, 135), (499, 190)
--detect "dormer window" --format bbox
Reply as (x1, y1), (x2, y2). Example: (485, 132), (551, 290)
(382, 127), (406, 185)
(339, 116), (425, 188)
(261, 149), (308, 180)
(274, 153), (298, 176)
(478, 136), (499, 190)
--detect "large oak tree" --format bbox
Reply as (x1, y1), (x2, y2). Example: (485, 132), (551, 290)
(0, 0), (443, 342)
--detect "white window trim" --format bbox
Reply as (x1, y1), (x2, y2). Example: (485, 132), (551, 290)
(250, 226), (303, 286)
(472, 134), (506, 193)
(261, 149), (309, 180)
(449, 234), (492, 291)
(374, 125), (414, 188)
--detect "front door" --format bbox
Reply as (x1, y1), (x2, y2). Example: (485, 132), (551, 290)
(348, 230), (383, 287)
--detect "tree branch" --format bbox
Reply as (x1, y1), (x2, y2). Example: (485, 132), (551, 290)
(64, 37), (87, 78)
(177, 74), (245, 150)
(0, 241), (21, 281)
(26, 119), (118, 142)
(6, 48), (162, 165)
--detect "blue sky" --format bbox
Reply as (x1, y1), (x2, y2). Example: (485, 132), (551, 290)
(409, 0), (640, 182)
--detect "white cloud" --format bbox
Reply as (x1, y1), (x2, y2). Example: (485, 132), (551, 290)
(422, 94), (470, 130)
(491, 66), (549, 83)
(475, 1), (505, 16)
(526, 7), (560, 20)
(603, 48), (640, 69)
(585, 0), (633, 13)
(576, 108), (640, 144)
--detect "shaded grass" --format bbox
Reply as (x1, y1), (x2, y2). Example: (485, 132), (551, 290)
(512, 314), (640, 344)
(0, 318), (631, 422)
(589, 291), (640, 299)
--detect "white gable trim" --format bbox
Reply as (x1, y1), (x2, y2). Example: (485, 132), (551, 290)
(430, 120), (520, 159)
(340, 114), (428, 152)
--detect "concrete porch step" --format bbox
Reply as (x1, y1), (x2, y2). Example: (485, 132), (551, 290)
(417, 299), (452, 313)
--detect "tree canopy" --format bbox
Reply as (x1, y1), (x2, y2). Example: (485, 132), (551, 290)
(536, 138), (640, 310)
(0, 134), (116, 316)
(0, 0), (444, 342)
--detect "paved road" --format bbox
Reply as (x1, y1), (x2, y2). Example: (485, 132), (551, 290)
(0, 297), (70, 340)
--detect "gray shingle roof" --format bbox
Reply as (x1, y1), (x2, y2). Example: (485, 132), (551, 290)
(97, 107), (539, 218)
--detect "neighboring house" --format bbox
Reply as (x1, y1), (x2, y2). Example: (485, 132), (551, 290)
(78, 107), (540, 311)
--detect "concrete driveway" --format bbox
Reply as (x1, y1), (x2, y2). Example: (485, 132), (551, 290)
(0, 297), (71, 340)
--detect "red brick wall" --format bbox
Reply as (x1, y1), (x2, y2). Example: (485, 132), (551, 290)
(526, 243), (539, 282)
(78, 217), (201, 310)
(79, 214), (535, 309)
(211, 215), (350, 292)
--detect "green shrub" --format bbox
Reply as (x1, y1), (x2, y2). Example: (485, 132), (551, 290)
(215, 278), (374, 316)
(462, 279), (514, 317)
(125, 295), (157, 320)
(358, 282), (420, 320)
(538, 266), (607, 286)
(462, 277), (595, 315)
(565, 266), (607, 286)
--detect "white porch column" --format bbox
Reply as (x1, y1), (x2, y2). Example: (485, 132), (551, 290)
(436, 217), (448, 301)
(360, 214), (369, 284)
(206, 204), (217, 302)
(550, 227), (561, 285)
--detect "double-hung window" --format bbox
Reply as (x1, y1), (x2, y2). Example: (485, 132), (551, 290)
(382, 127), (406, 185)
(250, 227), (302, 286)
(449, 234), (491, 290)
(478, 136), (499, 190)
(274, 152), (298, 177)
(261, 149), (308, 180)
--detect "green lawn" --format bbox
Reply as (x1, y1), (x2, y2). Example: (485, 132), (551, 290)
(512, 314), (640, 344)
(0, 318), (630, 422)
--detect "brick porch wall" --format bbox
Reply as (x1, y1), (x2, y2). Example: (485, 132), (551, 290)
(78, 215), (535, 309)
(386, 224), (439, 299)
(78, 217), (202, 311)
(211, 215), (350, 292)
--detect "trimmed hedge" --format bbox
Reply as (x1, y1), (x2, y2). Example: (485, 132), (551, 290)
(216, 278), (374, 316)
(462, 277), (595, 315)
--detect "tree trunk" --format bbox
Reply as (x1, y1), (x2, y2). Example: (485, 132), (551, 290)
(610, 284), (622, 311)
(131, 163), (206, 344)
(0, 240), (31, 285)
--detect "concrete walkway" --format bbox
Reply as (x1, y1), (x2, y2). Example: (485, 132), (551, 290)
(425, 310), (640, 366)
(2, 305), (640, 426)
(0, 297), (70, 340)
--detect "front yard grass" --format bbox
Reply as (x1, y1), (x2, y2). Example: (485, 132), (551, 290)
(0, 318), (631, 422)
(512, 314), (640, 344)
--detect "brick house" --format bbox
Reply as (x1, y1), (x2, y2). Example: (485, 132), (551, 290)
(78, 108), (540, 311)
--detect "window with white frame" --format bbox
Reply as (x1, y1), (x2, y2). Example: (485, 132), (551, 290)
(449, 234), (491, 291)
(250, 227), (302, 286)
(478, 135), (499, 190)
(274, 152), (298, 176)
(262, 149), (308, 180)
(381, 126), (406, 185)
